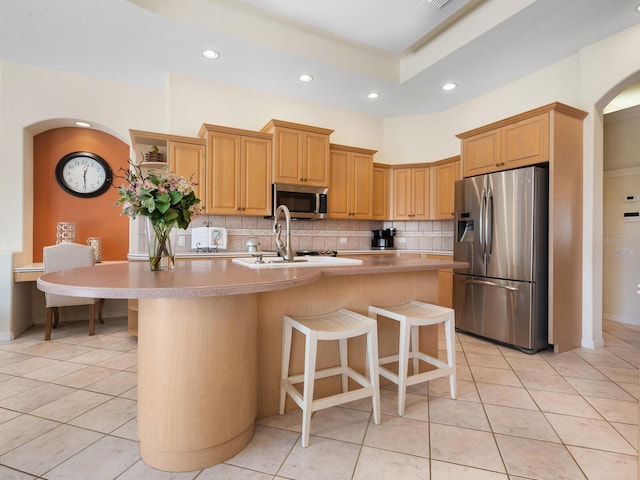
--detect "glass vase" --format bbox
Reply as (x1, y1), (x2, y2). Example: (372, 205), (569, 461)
(147, 218), (176, 271)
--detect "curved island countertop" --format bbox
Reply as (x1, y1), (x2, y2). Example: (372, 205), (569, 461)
(37, 256), (467, 473)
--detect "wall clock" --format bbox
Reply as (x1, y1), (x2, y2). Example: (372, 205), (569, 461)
(55, 151), (113, 198)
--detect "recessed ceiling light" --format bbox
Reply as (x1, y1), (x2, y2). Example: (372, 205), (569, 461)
(365, 91), (381, 100)
(636, 3), (640, 12)
(202, 49), (220, 59)
(298, 74), (313, 82)
(74, 121), (91, 128)
(442, 82), (457, 91)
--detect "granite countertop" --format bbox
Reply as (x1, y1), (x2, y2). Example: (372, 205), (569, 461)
(37, 255), (466, 300)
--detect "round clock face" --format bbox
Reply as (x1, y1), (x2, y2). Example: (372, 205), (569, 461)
(55, 152), (113, 198)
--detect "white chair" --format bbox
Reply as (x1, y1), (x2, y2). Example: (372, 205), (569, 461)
(280, 309), (381, 447)
(368, 300), (456, 416)
(43, 243), (103, 341)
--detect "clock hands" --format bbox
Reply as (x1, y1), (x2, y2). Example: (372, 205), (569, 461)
(83, 166), (88, 190)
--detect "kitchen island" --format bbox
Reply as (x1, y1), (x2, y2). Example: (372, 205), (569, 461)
(37, 255), (466, 472)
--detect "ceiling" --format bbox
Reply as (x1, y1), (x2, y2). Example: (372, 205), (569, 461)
(0, 0), (639, 117)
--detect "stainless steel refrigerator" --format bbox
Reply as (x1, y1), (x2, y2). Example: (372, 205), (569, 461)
(452, 166), (549, 353)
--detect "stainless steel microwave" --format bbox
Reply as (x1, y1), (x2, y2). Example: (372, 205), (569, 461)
(272, 183), (328, 220)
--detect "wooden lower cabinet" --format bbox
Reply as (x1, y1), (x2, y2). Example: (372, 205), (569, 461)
(427, 254), (453, 308)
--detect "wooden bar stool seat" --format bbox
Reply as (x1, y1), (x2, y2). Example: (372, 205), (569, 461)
(279, 309), (381, 447)
(368, 300), (456, 416)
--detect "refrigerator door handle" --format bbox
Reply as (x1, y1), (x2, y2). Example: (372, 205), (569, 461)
(479, 187), (486, 257)
(486, 187), (494, 256)
(462, 278), (519, 292)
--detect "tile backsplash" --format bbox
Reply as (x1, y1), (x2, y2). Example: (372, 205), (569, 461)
(136, 216), (454, 255)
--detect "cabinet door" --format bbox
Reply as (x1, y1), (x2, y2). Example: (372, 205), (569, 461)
(351, 153), (373, 218)
(329, 150), (350, 218)
(241, 136), (272, 216)
(372, 165), (389, 220)
(273, 128), (303, 184)
(303, 132), (330, 186)
(501, 113), (549, 169)
(462, 129), (500, 177)
(427, 254), (453, 308)
(169, 141), (206, 208)
(392, 168), (412, 220)
(207, 133), (241, 214)
(411, 167), (430, 220)
(434, 161), (460, 220)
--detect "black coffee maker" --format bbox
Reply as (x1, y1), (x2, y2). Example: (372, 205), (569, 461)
(371, 228), (396, 249)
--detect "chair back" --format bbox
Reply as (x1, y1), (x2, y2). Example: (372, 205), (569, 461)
(43, 243), (95, 308)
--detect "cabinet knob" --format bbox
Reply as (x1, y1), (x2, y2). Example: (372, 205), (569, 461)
(495, 163), (501, 167)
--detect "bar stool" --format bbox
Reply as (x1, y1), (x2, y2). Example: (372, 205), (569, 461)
(280, 309), (381, 447)
(368, 301), (456, 416)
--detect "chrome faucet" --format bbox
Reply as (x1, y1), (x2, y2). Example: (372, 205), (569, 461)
(273, 204), (294, 261)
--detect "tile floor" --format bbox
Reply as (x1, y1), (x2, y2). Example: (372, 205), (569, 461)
(0, 317), (638, 480)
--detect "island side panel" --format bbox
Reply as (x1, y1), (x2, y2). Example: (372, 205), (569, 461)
(138, 295), (258, 472)
(256, 270), (440, 418)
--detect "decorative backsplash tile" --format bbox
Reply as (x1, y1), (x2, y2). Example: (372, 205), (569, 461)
(137, 215), (454, 254)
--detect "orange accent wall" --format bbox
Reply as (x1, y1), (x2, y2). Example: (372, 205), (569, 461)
(33, 128), (131, 262)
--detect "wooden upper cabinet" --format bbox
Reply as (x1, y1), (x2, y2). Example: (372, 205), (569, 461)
(169, 141), (206, 207)
(433, 158), (461, 220)
(459, 109), (553, 177)
(261, 119), (333, 186)
(392, 166), (429, 220)
(199, 124), (272, 216)
(329, 144), (375, 219)
(372, 163), (390, 220)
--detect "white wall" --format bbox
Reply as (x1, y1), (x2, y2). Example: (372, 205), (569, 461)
(3, 21), (640, 343)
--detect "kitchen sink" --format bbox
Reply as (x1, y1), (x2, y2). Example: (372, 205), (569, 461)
(232, 255), (363, 268)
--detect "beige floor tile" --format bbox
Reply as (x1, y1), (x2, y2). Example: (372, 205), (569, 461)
(20, 360), (86, 382)
(384, 390), (430, 421)
(460, 341), (502, 356)
(618, 382), (639, 399)
(0, 414), (58, 456)
(565, 376), (636, 401)
(429, 378), (480, 402)
(0, 356), (59, 376)
(110, 418), (138, 442)
(353, 446), (430, 480)
(464, 353), (510, 370)
(120, 386), (137, 400)
(85, 370), (137, 395)
(475, 382), (537, 410)
(484, 404), (560, 442)
(583, 396), (639, 424)
(78, 335), (130, 350)
(0, 424), (102, 476)
(455, 363), (473, 381)
(364, 415), (429, 457)
(45, 434), (139, 480)
(0, 464), (38, 479)
(0, 383), (75, 413)
(52, 365), (118, 388)
(514, 369), (577, 394)
(429, 423), (504, 473)
(226, 425), (299, 474)
(200, 463), (270, 479)
(5, 341), (70, 358)
(39, 344), (97, 361)
(576, 350), (635, 368)
(545, 412), (636, 454)
(0, 377), (42, 401)
(119, 459), (200, 479)
(610, 422), (638, 449)
(256, 408), (302, 432)
(469, 365), (522, 387)
(308, 406), (371, 443)
(549, 362), (608, 380)
(68, 397), (137, 433)
(66, 348), (122, 365)
(428, 397), (490, 431)
(0, 352), (32, 369)
(567, 446), (638, 480)
(95, 352), (137, 370)
(29, 389), (111, 422)
(596, 365), (640, 384)
(278, 436), (360, 480)
(539, 349), (588, 366)
(494, 434), (585, 480)
(505, 355), (556, 374)
(528, 390), (602, 419)
(0, 407), (21, 424)
(430, 460), (508, 480)
(605, 346), (640, 367)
